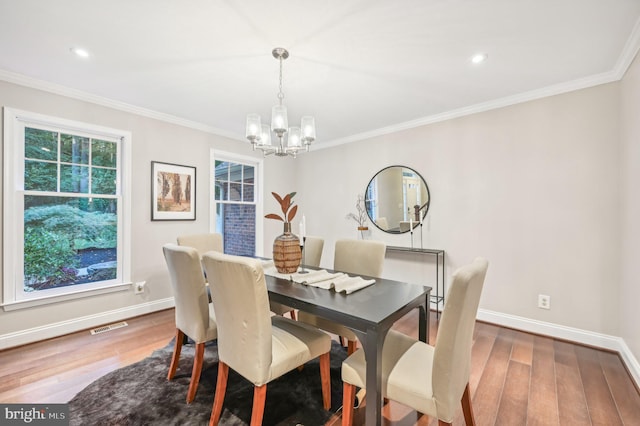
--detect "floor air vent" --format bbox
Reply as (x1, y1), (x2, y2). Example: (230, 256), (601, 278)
(90, 321), (128, 335)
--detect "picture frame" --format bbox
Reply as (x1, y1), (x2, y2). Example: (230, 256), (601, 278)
(151, 161), (196, 221)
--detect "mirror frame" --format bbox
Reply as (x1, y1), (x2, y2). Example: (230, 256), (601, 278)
(364, 165), (430, 234)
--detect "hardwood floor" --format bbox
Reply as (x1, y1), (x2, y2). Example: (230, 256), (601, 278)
(1, 308), (639, 425)
(0, 309), (176, 404)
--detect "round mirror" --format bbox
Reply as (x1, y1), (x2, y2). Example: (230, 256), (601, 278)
(365, 166), (430, 234)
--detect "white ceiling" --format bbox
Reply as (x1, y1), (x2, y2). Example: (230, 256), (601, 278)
(1, 0), (639, 147)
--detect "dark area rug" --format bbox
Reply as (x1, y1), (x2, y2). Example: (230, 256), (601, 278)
(69, 339), (346, 425)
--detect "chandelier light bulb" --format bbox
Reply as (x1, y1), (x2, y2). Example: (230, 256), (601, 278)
(271, 104), (288, 136)
(301, 116), (316, 144)
(246, 114), (261, 142)
(288, 127), (302, 148)
(260, 124), (272, 146)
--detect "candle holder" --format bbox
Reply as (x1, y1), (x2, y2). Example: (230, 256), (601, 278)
(298, 237), (309, 274)
(410, 227), (414, 249)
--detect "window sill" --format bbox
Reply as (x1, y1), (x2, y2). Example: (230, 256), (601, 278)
(1, 282), (132, 312)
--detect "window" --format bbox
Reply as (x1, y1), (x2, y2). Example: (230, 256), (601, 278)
(210, 150), (263, 257)
(3, 108), (131, 310)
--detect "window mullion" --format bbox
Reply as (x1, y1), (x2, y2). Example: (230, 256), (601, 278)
(89, 137), (93, 195)
(57, 131), (61, 193)
(241, 164), (244, 202)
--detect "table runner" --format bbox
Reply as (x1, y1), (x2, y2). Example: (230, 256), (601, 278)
(262, 262), (375, 294)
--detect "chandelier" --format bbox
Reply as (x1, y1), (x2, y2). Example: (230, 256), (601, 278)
(245, 48), (316, 157)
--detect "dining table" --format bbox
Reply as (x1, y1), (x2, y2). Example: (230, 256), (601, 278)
(264, 267), (431, 426)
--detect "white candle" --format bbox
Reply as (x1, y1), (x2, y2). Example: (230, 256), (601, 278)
(419, 211), (423, 225)
(299, 221), (305, 241)
(410, 217), (413, 230)
(302, 215), (306, 238)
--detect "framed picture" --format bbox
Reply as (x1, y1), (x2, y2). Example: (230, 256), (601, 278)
(151, 161), (196, 221)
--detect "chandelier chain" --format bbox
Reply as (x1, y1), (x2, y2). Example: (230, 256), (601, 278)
(277, 56), (284, 104)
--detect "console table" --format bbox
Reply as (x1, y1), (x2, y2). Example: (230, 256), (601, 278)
(386, 246), (445, 318)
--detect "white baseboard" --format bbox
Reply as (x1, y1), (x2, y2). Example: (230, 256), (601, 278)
(477, 308), (640, 389)
(617, 339), (640, 390)
(0, 298), (175, 350)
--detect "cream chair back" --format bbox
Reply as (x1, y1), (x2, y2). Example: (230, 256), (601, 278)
(162, 244), (214, 343)
(202, 251), (273, 384)
(303, 236), (324, 267)
(432, 257), (489, 420)
(334, 239), (386, 278)
(177, 233), (223, 256)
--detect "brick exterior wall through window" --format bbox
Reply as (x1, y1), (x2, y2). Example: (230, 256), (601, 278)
(223, 204), (255, 256)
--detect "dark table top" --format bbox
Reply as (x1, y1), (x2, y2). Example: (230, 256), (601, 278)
(264, 271), (431, 333)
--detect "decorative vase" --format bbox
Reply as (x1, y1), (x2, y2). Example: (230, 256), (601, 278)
(273, 223), (302, 273)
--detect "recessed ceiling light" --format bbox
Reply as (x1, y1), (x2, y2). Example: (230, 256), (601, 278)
(470, 53), (488, 64)
(70, 47), (90, 58)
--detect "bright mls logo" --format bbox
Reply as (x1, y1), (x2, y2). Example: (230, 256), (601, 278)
(1, 404), (68, 425)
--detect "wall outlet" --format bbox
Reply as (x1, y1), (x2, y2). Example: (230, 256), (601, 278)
(538, 294), (550, 310)
(134, 281), (146, 295)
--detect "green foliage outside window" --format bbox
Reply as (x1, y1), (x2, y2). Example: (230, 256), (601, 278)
(24, 226), (77, 289)
(22, 126), (119, 291)
(25, 160), (57, 191)
(24, 202), (117, 289)
(25, 128), (57, 160)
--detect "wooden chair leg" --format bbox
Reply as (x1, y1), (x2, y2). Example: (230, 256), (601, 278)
(250, 384), (267, 426)
(342, 383), (356, 426)
(167, 328), (184, 380)
(289, 309), (297, 321)
(461, 382), (476, 426)
(209, 362), (229, 426)
(347, 340), (357, 355)
(438, 421), (452, 426)
(319, 352), (331, 410)
(186, 342), (205, 403)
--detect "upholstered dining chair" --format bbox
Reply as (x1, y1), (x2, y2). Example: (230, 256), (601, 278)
(201, 251), (332, 426)
(340, 257), (489, 426)
(176, 233), (223, 257)
(298, 239), (386, 355)
(177, 233), (223, 305)
(302, 235), (324, 268)
(162, 244), (218, 404)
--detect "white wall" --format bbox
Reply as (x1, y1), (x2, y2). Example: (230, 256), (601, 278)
(295, 82), (621, 336)
(0, 80), (294, 345)
(620, 54), (640, 362)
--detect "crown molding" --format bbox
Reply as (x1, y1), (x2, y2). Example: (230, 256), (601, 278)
(0, 69), (245, 142)
(614, 15), (640, 80)
(317, 17), (640, 150)
(316, 69), (620, 150)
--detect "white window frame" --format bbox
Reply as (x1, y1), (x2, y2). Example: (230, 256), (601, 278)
(2, 108), (132, 311)
(209, 149), (264, 257)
